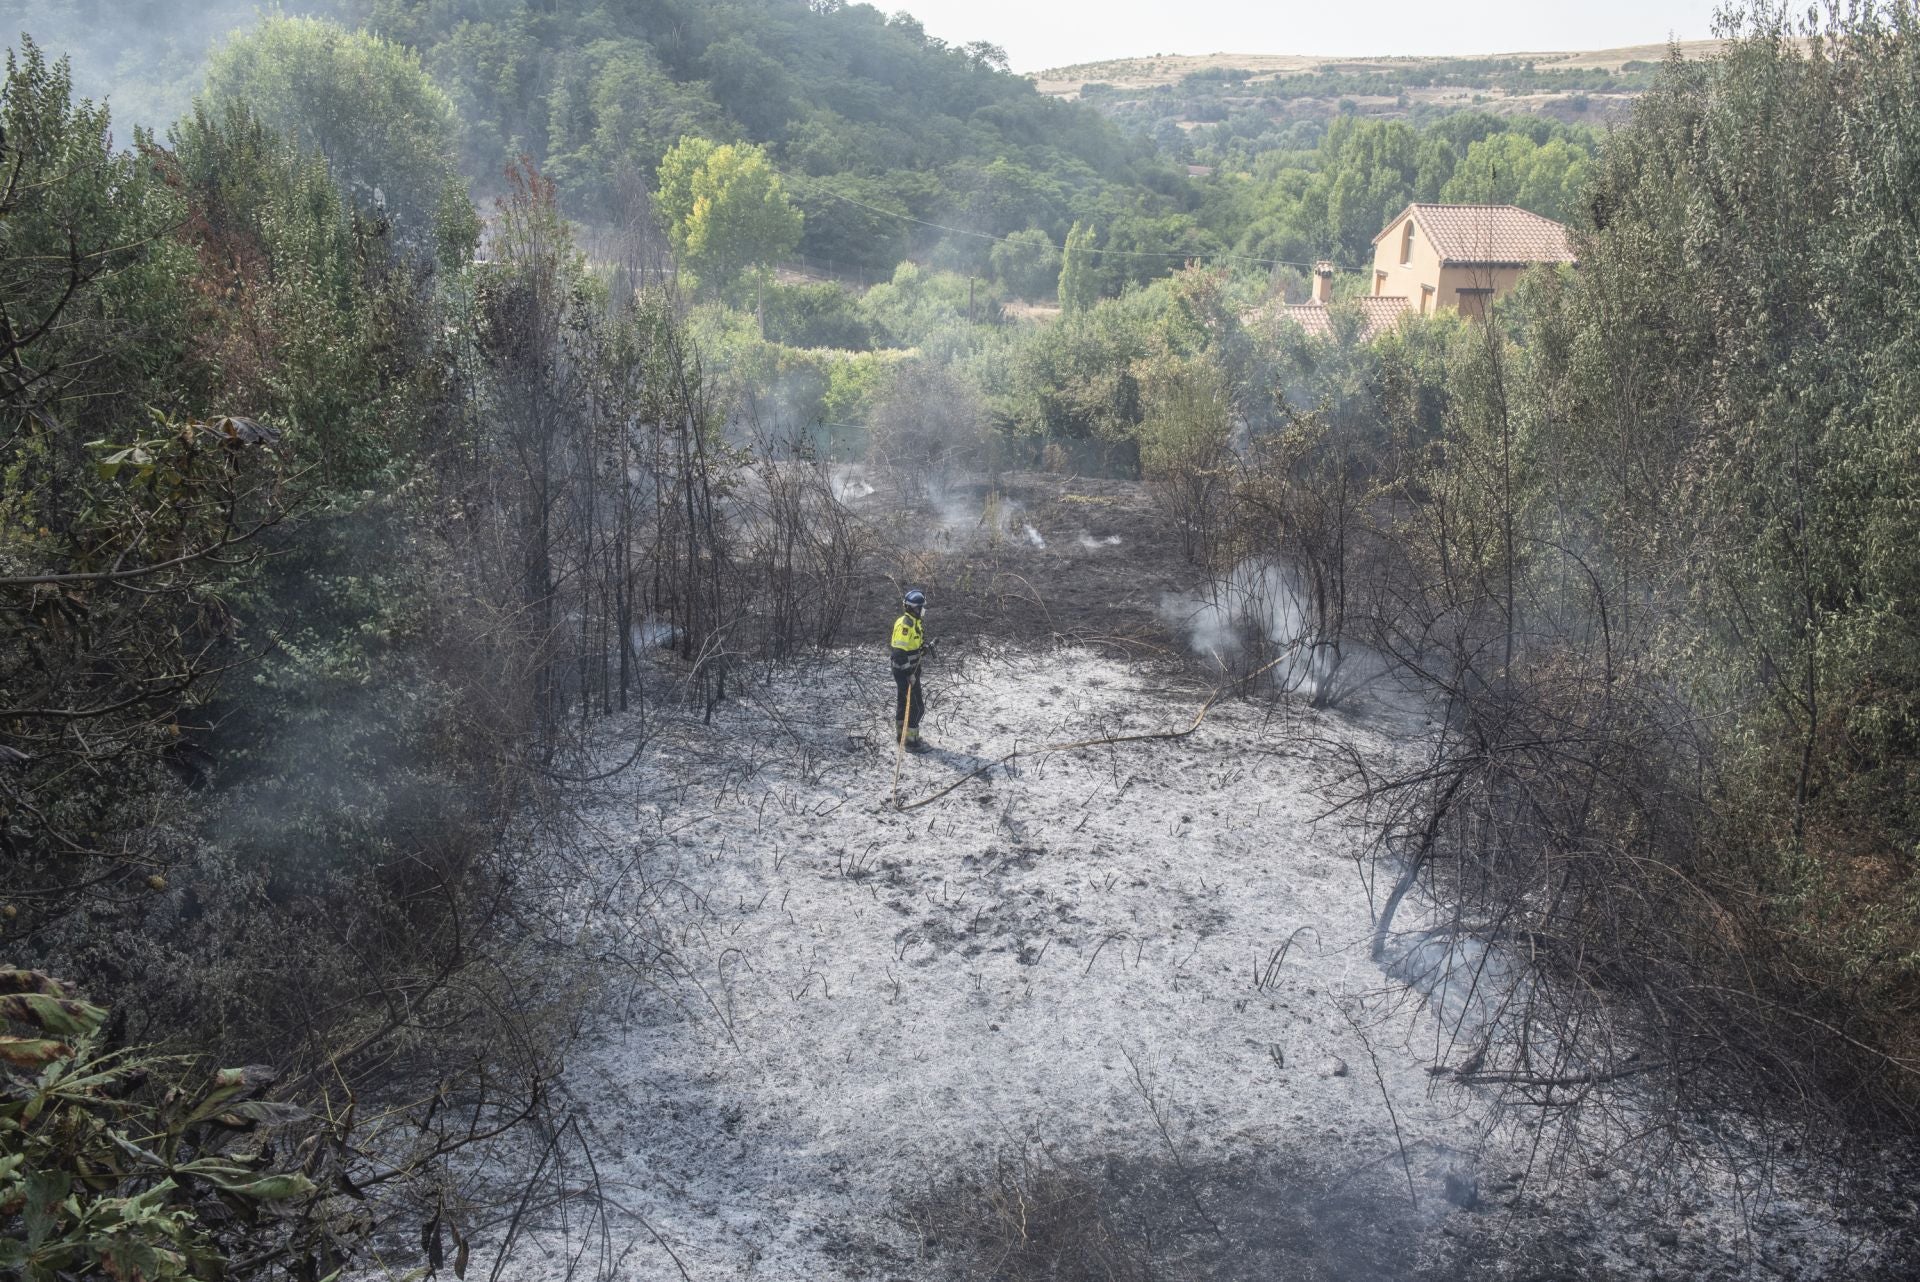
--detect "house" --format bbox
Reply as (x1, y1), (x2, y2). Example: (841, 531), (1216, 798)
(1277, 266), (1415, 339)
(1275, 203), (1576, 338)
(1368, 202), (1576, 319)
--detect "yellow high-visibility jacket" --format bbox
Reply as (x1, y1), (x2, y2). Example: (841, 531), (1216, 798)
(890, 613), (924, 672)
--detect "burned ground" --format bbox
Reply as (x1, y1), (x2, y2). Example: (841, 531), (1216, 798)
(471, 478), (1908, 1281)
(843, 470), (1193, 652)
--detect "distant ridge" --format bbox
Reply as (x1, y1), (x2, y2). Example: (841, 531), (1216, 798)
(1027, 40), (1726, 96)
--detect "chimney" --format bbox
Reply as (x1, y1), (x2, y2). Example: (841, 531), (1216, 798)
(1313, 261), (1335, 304)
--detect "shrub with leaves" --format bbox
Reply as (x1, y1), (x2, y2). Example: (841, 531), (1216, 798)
(0, 969), (326, 1281)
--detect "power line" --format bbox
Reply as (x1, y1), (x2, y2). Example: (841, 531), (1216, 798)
(778, 169), (1363, 274)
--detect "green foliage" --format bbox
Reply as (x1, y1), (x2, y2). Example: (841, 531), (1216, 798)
(858, 261), (1000, 348)
(0, 45), (288, 935)
(786, 172), (911, 276)
(1078, 50), (1626, 180)
(990, 228), (1061, 299)
(867, 358), (990, 478)
(360, 0), (1177, 259)
(538, 37), (727, 208)
(1192, 113), (1597, 268)
(761, 282), (874, 350)
(1, 971), (323, 1282)
(987, 289), (1161, 445)
(1336, 5), (1920, 1111)
(689, 302), (904, 438)
(204, 16), (461, 240)
(1136, 354), (1233, 558)
(1439, 132), (1592, 222)
(1058, 221), (1101, 313)
(168, 98), (428, 489)
(1560, 13), (1920, 909)
(0, 99), (680, 1282)
(0, 39), (195, 417)
(656, 136), (803, 297)
(1, 24), (535, 1123)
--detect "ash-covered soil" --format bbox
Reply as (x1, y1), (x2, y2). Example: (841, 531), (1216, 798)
(492, 640), (1901, 1281)
(840, 469), (1195, 650)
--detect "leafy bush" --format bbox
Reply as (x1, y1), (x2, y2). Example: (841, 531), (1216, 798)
(1, 971), (325, 1282)
(761, 282), (874, 350)
(989, 228), (1061, 300)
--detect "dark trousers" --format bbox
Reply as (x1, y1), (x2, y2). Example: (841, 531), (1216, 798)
(893, 666), (924, 735)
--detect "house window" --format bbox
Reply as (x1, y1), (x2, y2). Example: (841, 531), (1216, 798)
(1374, 271), (1388, 296)
(1420, 284), (1436, 315)
(1457, 287), (1494, 320)
(1399, 221), (1415, 265)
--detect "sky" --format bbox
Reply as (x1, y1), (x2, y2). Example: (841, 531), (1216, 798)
(894, 0), (1728, 72)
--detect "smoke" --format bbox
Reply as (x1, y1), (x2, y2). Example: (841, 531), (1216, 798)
(1159, 558), (1379, 706)
(632, 618), (678, 651)
(1077, 534), (1123, 550)
(919, 483), (1046, 551)
(929, 487), (985, 534)
(1381, 929), (1525, 1039)
(6, 0), (277, 132)
(828, 464), (875, 501)
(1159, 560), (1307, 662)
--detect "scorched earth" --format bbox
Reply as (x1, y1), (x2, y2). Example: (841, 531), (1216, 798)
(482, 640), (1874, 1281)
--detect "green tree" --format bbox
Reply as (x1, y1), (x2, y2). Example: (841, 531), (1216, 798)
(1441, 133), (1591, 222)
(203, 16), (461, 239)
(1137, 355), (1233, 561)
(656, 136), (804, 297)
(858, 261), (999, 347)
(789, 171), (911, 276)
(1058, 220), (1101, 314)
(988, 227), (1060, 299)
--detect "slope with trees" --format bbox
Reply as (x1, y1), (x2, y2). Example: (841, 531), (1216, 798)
(349, 0), (1198, 278)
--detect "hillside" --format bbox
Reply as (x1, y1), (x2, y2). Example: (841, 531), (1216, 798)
(350, 0), (1188, 276)
(1031, 41), (1731, 140)
(10, 7), (1920, 1282)
(1030, 40), (1726, 97)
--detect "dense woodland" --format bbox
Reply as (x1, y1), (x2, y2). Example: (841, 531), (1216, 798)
(3, 0), (1920, 1277)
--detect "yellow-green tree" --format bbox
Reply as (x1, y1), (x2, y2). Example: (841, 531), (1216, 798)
(656, 137), (803, 297)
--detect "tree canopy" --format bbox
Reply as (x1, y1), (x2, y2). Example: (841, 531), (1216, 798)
(204, 14), (459, 237)
(656, 136), (804, 296)
(350, 0), (1185, 267)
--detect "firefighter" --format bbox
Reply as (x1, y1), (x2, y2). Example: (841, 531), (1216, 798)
(890, 588), (935, 750)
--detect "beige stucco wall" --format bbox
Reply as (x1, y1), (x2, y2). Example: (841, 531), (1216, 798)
(1370, 213), (1538, 317)
(1371, 215), (1443, 307)
(1437, 263), (1529, 309)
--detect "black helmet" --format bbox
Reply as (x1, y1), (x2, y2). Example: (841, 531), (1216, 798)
(903, 588), (926, 614)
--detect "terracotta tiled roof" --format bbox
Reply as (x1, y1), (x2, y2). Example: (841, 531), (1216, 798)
(1278, 296), (1413, 339)
(1373, 203), (1577, 266)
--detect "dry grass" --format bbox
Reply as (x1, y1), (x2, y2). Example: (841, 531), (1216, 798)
(1002, 298), (1063, 323)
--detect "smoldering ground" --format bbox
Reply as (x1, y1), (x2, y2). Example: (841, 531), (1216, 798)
(833, 470), (1188, 649)
(472, 632), (1895, 1282)
(1157, 559), (1398, 709)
